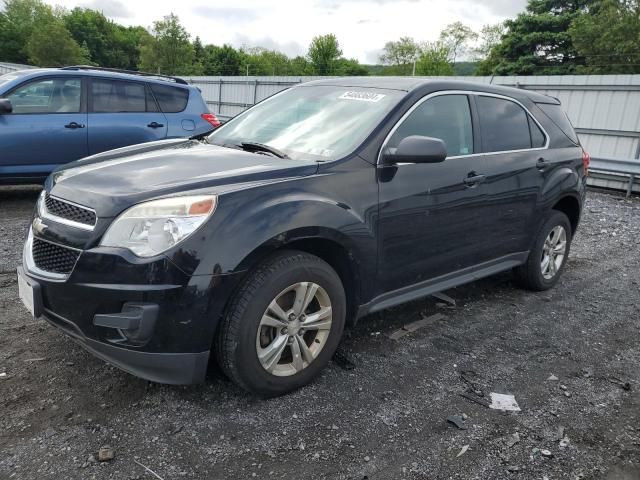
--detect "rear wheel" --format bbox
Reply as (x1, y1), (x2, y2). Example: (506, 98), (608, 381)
(515, 210), (572, 291)
(216, 250), (346, 396)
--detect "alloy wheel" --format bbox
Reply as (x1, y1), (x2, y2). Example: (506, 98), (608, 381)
(256, 282), (333, 377)
(540, 225), (567, 280)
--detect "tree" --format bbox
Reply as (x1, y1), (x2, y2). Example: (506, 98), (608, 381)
(379, 36), (421, 74)
(415, 42), (455, 75)
(482, 0), (598, 75)
(475, 23), (506, 59)
(307, 34), (342, 75)
(334, 58), (370, 76)
(138, 13), (195, 75)
(569, 0), (640, 74)
(191, 36), (205, 75)
(240, 47), (291, 75)
(0, 0), (57, 64)
(26, 19), (88, 66)
(202, 44), (242, 75)
(439, 22), (478, 64)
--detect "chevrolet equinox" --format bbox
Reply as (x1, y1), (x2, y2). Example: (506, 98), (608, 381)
(17, 78), (588, 396)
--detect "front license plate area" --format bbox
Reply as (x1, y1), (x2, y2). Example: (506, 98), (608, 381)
(17, 266), (42, 318)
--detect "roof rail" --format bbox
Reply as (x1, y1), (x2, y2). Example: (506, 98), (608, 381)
(60, 65), (189, 85)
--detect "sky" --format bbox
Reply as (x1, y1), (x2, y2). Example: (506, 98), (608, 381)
(43, 0), (528, 63)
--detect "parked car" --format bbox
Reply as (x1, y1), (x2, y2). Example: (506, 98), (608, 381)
(17, 78), (588, 396)
(0, 66), (220, 184)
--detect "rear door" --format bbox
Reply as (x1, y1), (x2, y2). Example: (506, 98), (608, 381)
(87, 78), (168, 155)
(0, 76), (87, 177)
(474, 94), (549, 258)
(148, 83), (202, 136)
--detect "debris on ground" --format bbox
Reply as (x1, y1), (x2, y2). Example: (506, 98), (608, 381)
(506, 433), (520, 448)
(489, 393), (521, 412)
(389, 313), (445, 340)
(547, 374), (559, 381)
(609, 376), (632, 391)
(446, 415), (467, 430)
(460, 392), (491, 408)
(456, 445), (470, 457)
(98, 445), (115, 462)
(432, 292), (457, 307)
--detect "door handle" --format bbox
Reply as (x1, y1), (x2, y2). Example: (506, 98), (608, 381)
(147, 122), (164, 129)
(464, 173), (486, 187)
(64, 122), (85, 129)
(536, 158), (548, 171)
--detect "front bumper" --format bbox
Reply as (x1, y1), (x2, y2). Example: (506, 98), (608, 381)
(21, 229), (244, 385)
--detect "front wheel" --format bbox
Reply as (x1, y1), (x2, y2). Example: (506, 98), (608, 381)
(515, 210), (572, 291)
(216, 250), (346, 396)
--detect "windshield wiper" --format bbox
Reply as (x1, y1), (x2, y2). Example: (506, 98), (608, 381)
(239, 142), (290, 159)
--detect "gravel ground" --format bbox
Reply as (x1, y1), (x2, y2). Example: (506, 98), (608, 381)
(1, 186), (639, 480)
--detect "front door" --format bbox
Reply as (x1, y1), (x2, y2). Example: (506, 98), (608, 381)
(0, 76), (88, 178)
(377, 93), (490, 294)
(87, 78), (167, 155)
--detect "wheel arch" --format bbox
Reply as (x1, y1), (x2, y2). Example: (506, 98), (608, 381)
(551, 194), (581, 235)
(232, 228), (364, 325)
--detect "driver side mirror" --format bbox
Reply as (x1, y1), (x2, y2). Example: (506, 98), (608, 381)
(0, 99), (12, 114)
(381, 135), (447, 165)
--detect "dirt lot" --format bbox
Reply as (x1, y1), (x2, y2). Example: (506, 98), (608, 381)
(1, 186), (639, 480)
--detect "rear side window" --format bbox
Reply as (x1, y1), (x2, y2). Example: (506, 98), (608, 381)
(388, 94), (474, 157)
(150, 84), (189, 113)
(476, 96), (533, 152)
(91, 79), (151, 113)
(537, 103), (579, 144)
(529, 116), (546, 148)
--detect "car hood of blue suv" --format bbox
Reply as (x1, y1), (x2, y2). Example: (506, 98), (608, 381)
(48, 138), (320, 217)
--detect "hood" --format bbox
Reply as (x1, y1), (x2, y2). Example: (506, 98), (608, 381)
(49, 139), (319, 217)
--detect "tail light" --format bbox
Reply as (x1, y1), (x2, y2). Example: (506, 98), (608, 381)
(582, 149), (590, 175)
(201, 113), (221, 128)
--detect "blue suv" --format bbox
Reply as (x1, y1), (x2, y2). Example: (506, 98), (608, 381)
(0, 66), (219, 183)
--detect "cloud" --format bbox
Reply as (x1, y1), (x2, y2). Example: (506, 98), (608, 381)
(232, 34), (306, 58)
(475, 0), (528, 17)
(192, 6), (261, 23)
(80, 0), (131, 18)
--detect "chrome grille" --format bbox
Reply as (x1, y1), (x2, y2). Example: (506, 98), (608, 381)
(31, 237), (80, 275)
(45, 194), (96, 228)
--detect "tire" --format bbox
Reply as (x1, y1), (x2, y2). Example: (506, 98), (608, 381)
(514, 210), (572, 291)
(216, 250), (346, 396)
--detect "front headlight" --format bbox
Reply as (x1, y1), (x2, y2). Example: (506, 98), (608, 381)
(100, 195), (217, 257)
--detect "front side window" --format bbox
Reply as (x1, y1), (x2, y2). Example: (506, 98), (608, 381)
(208, 86), (404, 161)
(476, 96), (534, 152)
(8, 77), (81, 114)
(387, 94), (474, 157)
(91, 79), (149, 113)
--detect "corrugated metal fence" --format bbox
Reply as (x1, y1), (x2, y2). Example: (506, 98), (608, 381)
(0, 62), (35, 75)
(185, 74), (640, 194)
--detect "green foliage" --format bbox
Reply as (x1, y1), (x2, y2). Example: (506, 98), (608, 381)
(0, 0), (58, 64)
(202, 44), (242, 75)
(569, 0), (640, 73)
(439, 22), (478, 64)
(481, 0), (598, 75)
(379, 37), (420, 74)
(138, 13), (195, 75)
(307, 34), (342, 75)
(26, 18), (88, 66)
(415, 42), (455, 76)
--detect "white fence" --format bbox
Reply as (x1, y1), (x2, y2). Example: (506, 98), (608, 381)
(185, 74), (640, 194)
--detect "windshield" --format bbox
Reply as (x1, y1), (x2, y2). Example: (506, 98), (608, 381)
(207, 85), (404, 161)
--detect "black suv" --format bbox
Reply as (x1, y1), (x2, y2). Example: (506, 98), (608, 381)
(17, 78), (588, 396)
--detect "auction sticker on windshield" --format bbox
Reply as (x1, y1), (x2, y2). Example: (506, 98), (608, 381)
(339, 91), (386, 102)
